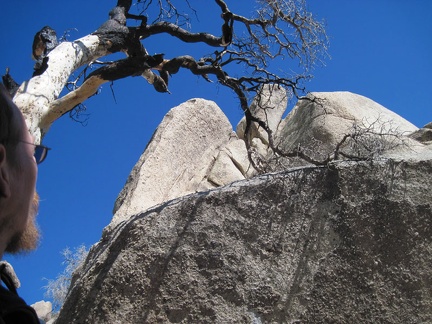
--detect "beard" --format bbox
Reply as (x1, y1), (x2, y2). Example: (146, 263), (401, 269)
(5, 192), (40, 254)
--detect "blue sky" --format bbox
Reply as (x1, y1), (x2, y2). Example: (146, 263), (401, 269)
(0, 1), (431, 306)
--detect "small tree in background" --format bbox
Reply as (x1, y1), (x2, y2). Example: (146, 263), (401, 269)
(44, 245), (89, 312)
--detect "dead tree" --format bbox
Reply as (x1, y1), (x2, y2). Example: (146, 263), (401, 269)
(3, 0), (328, 147)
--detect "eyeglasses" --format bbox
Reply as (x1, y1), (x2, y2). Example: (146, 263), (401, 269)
(19, 141), (51, 164)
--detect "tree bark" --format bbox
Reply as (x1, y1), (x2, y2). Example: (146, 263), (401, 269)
(14, 35), (106, 142)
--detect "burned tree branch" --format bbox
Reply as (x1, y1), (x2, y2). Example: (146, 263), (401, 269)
(1, 68), (19, 97)
(142, 22), (223, 46)
(4, 0), (328, 145)
(44, 54), (166, 126)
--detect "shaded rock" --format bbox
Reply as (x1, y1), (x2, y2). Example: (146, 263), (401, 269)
(409, 122), (432, 144)
(57, 160), (432, 323)
(207, 136), (255, 186)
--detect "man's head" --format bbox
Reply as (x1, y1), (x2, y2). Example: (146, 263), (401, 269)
(0, 84), (40, 256)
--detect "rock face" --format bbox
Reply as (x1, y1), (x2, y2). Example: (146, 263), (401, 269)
(56, 91), (432, 323)
(110, 84), (290, 231)
(57, 160), (432, 323)
(111, 89), (427, 232)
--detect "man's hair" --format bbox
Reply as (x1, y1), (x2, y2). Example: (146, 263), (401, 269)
(0, 84), (21, 162)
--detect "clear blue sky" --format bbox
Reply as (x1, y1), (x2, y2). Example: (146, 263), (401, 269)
(0, 1), (431, 306)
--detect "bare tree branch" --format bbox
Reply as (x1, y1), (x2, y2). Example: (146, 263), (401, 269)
(3, 0), (329, 148)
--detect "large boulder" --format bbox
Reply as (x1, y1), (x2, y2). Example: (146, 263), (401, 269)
(31, 300), (52, 323)
(110, 98), (246, 230)
(275, 92), (421, 162)
(56, 160), (432, 323)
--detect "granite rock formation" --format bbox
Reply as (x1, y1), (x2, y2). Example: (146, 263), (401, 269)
(55, 90), (432, 323)
(110, 98), (237, 230)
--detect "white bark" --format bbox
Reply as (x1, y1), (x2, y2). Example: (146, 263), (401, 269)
(13, 35), (107, 143)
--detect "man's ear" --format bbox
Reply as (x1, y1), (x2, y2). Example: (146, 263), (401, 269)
(0, 145), (11, 198)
